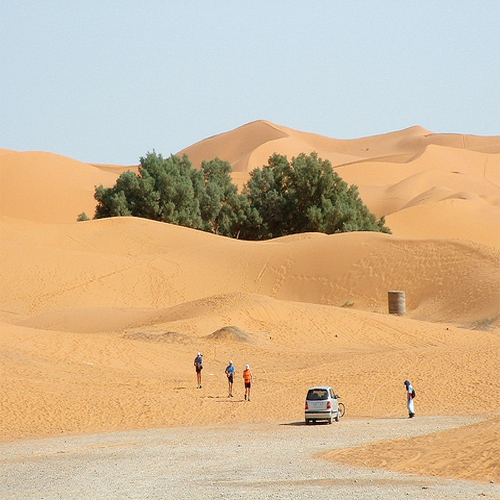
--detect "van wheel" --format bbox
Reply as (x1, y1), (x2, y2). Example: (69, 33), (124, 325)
(328, 416), (333, 424)
(335, 413), (340, 422)
(305, 419), (311, 425)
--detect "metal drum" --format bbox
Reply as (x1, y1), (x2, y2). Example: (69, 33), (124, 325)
(388, 290), (406, 315)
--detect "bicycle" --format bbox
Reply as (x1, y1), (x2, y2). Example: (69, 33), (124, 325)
(336, 395), (346, 418)
(338, 401), (346, 418)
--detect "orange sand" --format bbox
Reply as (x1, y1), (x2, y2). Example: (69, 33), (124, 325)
(1, 122), (499, 483)
(322, 418), (500, 483)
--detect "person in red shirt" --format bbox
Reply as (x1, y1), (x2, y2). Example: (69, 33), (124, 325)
(243, 364), (253, 402)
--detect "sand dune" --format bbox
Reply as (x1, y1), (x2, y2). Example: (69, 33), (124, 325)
(180, 122), (500, 245)
(1, 122), (499, 484)
(338, 145), (500, 218)
(386, 198), (500, 248)
(180, 122), (500, 173)
(0, 151), (121, 223)
(90, 163), (140, 176)
(0, 148), (18, 156)
(1, 217), (498, 326)
(2, 122), (499, 245)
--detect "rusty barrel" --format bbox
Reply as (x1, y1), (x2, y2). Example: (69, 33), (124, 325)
(388, 290), (406, 315)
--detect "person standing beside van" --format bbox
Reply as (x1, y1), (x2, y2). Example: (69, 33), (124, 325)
(243, 364), (253, 402)
(404, 379), (415, 418)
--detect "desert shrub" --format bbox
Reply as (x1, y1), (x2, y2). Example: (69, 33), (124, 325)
(92, 151), (390, 239)
(77, 212), (90, 222)
(94, 152), (245, 236)
(239, 152), (391, 239)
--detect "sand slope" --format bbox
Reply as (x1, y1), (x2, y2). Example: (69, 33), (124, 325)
(323, 418), (500, 483)
(1, 217), (498, 325)
(1, 122), (499, 484)
(0, 151), (129, 223)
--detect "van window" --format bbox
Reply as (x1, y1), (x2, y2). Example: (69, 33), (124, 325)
(307, 389), (328, 401)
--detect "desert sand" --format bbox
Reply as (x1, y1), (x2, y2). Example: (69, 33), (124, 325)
(1, 122), (499, 486)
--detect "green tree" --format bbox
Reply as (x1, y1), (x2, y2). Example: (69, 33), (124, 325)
(139, 152), (203, 227)
(94, 185), (132, 218)
(238, 154), (288, 239)
(199, 157), (244, 236)
(92, 150), (390, 240)
(94, 152), (203, 228)
(93, 152), (246, 236)
(241, 152), (390, 239)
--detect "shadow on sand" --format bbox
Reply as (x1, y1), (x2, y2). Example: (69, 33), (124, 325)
(280, 421), (306, 427)
(281, 420), (335, 427)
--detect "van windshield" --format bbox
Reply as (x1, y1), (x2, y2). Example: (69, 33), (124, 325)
(306, 389), (328, 401)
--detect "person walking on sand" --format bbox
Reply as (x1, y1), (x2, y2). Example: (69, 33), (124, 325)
(225, 360), (235, 397)
(243, 364), (253, 401)
(194, 352), (203, 388)
(404, 379), (415, 418)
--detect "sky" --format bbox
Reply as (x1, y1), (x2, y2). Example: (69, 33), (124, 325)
(1, 1), (499, 165)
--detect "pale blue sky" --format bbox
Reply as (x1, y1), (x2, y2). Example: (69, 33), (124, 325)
(1, 1), (499, 165)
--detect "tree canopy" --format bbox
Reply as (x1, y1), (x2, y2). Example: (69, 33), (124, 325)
(240, 152), (389, 239)
(93, 151), (390, 239)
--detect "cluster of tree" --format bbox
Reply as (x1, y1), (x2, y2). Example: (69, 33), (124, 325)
(91, 151), (390, 239)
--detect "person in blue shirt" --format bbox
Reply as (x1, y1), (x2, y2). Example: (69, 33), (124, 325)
(225, 360), (235, 397)
(194, 352), (203, 388)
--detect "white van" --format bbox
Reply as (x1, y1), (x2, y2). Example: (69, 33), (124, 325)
(305, 386), (341, 424)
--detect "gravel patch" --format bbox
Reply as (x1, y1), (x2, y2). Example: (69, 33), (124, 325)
(1, 416), (498, 499)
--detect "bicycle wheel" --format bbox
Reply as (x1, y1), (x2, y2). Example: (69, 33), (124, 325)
(338, 402), (346, 418)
